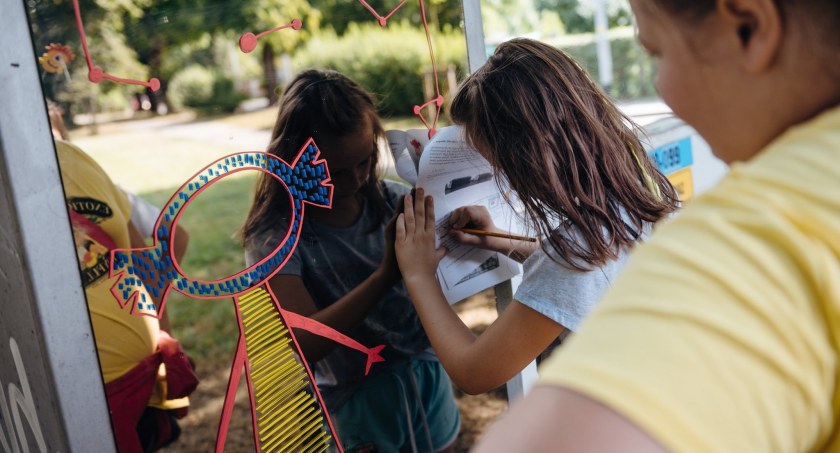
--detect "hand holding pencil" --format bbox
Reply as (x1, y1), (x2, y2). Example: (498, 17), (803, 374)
(448, 205), (538, 262)
(451, 227), (536, 243)
(449, 206), (535, 242)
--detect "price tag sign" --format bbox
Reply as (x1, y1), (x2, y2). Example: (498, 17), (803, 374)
(649, 136), (695, 200)
(649, 137), (693, 175)
(666, 167), (694, 200)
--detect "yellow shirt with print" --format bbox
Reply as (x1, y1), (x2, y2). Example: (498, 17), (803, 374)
(58, 140), (160, 384)
(58, 141), (186, 410)
(539, 105), (840, 452)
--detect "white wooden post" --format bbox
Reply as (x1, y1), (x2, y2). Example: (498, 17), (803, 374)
(0, 0), (116, 450)
(460, 0), (539, 402)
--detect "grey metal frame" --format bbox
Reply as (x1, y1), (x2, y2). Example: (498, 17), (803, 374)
(0, 0), (116, 451)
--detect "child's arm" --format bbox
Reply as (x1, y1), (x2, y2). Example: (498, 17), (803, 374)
(267, 274), (395, 362)
(449, 205), (537, 262)
(396, 190), (564, 394)
(472, 385), (669, 452)
(267, 209), (404, 363)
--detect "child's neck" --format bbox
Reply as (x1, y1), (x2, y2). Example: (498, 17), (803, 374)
(310, 193), (364, 227)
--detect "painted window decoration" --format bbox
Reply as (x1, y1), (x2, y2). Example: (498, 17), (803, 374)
(29, 0), (460, 450)
(62, 0), (447, 137)
(109, 141), (384, 452)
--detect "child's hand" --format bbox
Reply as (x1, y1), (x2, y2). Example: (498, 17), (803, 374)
(379, 196), (405, 284)
(395, 188), (446, 285)
(448, 205), (504, 250)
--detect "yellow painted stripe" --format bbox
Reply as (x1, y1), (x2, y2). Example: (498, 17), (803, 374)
(237, 287), (331, 453)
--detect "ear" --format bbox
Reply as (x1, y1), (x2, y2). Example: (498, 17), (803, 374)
(718, 0), (783, 73)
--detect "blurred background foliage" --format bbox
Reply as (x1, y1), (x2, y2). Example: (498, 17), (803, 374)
(27, 0), (653, 123)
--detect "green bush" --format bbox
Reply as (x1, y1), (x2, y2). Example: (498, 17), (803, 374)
(295, 22), (468, 117)
(169, 65), (247, 113)
(168, 66), (215, 111)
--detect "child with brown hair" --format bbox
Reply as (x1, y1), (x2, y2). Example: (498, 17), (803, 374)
(241, 69), (460, 452)
(394, 38), (679, 395)
(472, 0), (840, 451)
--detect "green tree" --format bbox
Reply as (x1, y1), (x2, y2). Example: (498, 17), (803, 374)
(533, 0), (632, 33)
(121, 0), (223, 112)
(239, 0), (322, 105)
(26, 0), (152, 125)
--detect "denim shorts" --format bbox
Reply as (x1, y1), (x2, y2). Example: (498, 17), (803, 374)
(330, 358), (461, 453)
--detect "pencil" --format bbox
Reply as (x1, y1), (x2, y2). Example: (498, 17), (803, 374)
(453, 228), (537, 243)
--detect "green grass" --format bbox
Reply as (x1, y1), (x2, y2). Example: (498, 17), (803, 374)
(74, 132), (233, 194)
(140, 173), (258, 362)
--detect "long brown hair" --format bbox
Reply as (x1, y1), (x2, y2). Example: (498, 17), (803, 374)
(450, 38), (679, 270)
(241, 69), (386, 247)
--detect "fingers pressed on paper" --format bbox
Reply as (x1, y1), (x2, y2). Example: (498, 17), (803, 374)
(396, 213), (406, 240)
(425, 196), (435, 233)
(414, 188), (426, 230)
(436, 246), (448, 261)
(404, 195), (415, 235)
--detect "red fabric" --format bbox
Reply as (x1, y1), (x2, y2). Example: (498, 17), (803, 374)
(69, 209), (118, 251)
(105, 333), (198, 452)
(157, 331), (199, 401)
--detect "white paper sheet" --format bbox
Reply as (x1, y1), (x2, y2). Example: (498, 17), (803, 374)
(414, 126), (525, 304)
(385, 129), (430, 186)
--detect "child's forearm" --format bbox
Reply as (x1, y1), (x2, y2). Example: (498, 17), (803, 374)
(502, 238), (538, 263)
(479, 235), (537, 263)
(280, 268), (397, 362)
(405, 272), (565, 393)
(403, 273), (491, 392)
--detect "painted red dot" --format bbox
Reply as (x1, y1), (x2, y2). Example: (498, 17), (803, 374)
(88, 66), (104, 83)
(291, 19), (303, 30)
(149, 78), (161, 92)
(239, 33), (258, 53)
(378, 17), (387, 27)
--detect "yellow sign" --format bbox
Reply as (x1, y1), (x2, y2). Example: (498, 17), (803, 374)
(667, 167), (694, 200)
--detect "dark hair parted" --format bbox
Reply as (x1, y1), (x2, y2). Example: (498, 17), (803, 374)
(451, 38), (679, 270)
(241, 69), (386, 247)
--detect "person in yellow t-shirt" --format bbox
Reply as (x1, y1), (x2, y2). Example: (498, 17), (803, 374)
(471, 0), (840, 452)
(59, 140), (159, 380)
(58, 140), (196, 452)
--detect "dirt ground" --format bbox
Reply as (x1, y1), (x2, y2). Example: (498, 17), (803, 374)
(161, 290), (508, 452)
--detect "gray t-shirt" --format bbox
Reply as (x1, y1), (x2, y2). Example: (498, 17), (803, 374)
(245, 180), (434, 410)
(515, 220), (648, 335)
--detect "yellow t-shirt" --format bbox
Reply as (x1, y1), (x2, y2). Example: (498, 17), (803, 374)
(57, 140), (159, 384)
(539, 105), (840, 452)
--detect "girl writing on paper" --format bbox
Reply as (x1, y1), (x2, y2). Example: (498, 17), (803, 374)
(395, 38), (679, 395)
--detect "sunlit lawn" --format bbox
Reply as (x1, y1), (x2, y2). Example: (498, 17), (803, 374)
(71, 110), (422, 363)
(74, 132), (235, 194)
(141, 174), (256, 362)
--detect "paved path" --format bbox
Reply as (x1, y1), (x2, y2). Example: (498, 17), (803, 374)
(78, 99), (674, 193)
